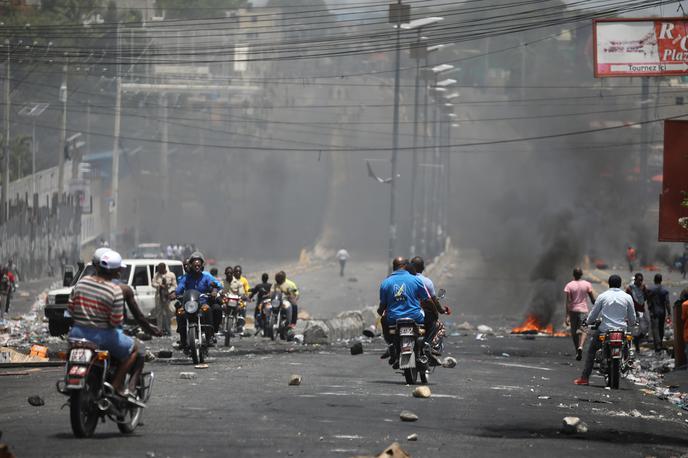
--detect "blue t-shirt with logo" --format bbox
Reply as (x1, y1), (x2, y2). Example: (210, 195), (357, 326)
(379, 269), (429, 323)
(176, 271), (223, 304)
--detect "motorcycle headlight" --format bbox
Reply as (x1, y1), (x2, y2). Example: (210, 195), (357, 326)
(184, 300), (199, 314)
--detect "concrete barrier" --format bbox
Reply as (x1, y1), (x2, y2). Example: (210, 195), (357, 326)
(302, 307), (378, 345)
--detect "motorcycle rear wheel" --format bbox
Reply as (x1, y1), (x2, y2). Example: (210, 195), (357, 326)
(189, 327), (200, 365)
(403, 368), (418, 385)
(609, 359), (620, 389)
(117, 380), (143, 434)
(69, 376), (100, 438)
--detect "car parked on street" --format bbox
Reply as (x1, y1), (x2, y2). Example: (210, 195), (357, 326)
(44, 258), (184, 336)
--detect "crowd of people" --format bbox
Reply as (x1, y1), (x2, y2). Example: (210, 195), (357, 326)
(564, 267), (680, 386)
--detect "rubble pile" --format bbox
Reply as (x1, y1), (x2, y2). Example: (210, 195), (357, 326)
(0, 290), (55, 351)
(626, 350), (688, 411)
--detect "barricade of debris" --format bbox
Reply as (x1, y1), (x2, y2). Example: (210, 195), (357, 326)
(626, 348), (688, 411)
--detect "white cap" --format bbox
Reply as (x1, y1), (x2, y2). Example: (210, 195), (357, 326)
(99, 250), (127, 270)
(92, 247), (111, 265)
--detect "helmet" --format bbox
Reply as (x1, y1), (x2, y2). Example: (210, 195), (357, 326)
(99, 250), (126, 271)
(188, 251), (205, 265)
(92, 247), (111, 266)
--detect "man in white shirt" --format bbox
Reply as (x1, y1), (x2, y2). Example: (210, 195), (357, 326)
(574, 274), (636, 386)
(336, 249), (350, 277)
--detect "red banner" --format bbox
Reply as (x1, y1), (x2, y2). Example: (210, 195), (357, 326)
(659, 120), (688, 242)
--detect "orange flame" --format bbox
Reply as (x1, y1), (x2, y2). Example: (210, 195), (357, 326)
(512, 314), (569, 337)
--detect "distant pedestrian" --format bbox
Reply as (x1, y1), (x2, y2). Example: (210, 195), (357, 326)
(626, 273), (649, 352)
(564, 268), (596, 361)
(626, 246), (637, 272)
(647, 273), (671, 353)
(336, 249), (350, 277)
(151, 263), (177, 336)
(0, 266), (16, 321)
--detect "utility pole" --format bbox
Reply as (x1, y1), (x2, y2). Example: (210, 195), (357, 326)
(409, 30), (423, 257)
(640, 77), (650, 207)
(110, 24), (122, 247)
(57, 54), (68, 196)
(387, 0), (406, 271)
(160, 93), (169, 209)
(2, 40), (10, 223)
(419, 56), (430, 256)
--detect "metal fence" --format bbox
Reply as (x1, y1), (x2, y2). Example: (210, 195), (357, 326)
(0, 194), (82, 280)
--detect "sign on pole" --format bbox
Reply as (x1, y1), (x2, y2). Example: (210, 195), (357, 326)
(594, 18), (688, 77)
(659, 120), (688, 242)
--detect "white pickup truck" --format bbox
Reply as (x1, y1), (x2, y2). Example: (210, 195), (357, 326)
(44, 258), (184, 336)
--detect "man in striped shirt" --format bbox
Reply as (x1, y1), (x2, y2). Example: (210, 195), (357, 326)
(68, 250), (138, 398)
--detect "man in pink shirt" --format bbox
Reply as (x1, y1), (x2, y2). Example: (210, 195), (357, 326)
(564, 268), (596, 361)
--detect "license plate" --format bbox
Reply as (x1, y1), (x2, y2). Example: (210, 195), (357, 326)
(611, 348), (621, 357)
(69, 349), (93, 363)
(399, 327), (414, 336)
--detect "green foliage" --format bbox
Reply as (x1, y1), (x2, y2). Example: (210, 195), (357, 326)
(155, 0), (246, 20)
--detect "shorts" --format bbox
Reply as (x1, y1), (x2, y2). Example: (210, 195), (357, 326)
(568, 311), (587, 334)
(385, 311), (425, 327)
(69, 325), (135, 361)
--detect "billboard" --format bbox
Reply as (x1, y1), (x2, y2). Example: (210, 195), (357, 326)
(594, 18), (688, 77)
(659, 120), (688, 242)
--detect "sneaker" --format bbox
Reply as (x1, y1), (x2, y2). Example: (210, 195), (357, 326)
(576, 348), (583, 361)
(573, 378), (589, 385)
(380, 349), (390, 359)
(392, 361), (399, 370)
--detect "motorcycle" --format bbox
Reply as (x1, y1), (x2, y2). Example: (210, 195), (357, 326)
(254, 296), (273, 338)
(221, 292), (246, 346)
(594, 328), (633, 389)
(387, 318), (431, 385)
(177, 289), (212, 364)
(269, 291), (293, 342)
(56, 338), (153, 438)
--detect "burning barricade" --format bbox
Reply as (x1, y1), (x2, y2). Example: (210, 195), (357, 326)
(511, 314), (569, 337)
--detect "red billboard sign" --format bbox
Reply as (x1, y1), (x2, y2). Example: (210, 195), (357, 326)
(659, 120), (688, 242)
(594, 18), (688, 77)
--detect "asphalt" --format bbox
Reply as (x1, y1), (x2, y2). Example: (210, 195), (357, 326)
(3, 255), (688, 457)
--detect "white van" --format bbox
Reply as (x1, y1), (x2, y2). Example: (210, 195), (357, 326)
(45, 258), (184, 336)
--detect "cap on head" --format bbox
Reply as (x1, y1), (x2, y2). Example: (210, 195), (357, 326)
(92, 247), (111, 266)
(99, 250), (126, 271)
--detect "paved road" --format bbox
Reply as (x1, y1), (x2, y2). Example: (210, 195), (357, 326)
(2, 328), (687, 457)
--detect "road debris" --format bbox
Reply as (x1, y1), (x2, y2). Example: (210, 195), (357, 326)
(456, 321), (473, 331)
(537, 395), (550, 400)
(412, 386), (431, 398)
(561, 416), (588, 434)
(362, 325), (377, 338)
(442, 357), (457, 368)
(350, 342), (363, 355)
(179, 372), (196, 380)
(194, 364), (209, 369)
(289, 374), (302, 386)
(406, 433), (418, 441)
(477, 325), (493, 334)
(156, 350), (172, 359)
(399, 410), (418, 422)
(27, 395), (44, 406)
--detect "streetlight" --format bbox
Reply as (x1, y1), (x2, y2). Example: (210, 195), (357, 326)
(18, 103), (49, 197)
(405, 16), (443, 257)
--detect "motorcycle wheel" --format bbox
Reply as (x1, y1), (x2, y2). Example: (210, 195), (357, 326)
(403, 368), (418, 385)
(224, 317), (233, 347)
(69, 376), (100, 438)
(271, 312), (280, 341)
(188, 327), (200, 365)
(263, 315), (272, 339)
(117, 380), (143, 434)
(609, 359), (620, 389)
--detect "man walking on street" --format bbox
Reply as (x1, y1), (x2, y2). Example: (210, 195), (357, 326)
(626, 246), (637, 272)
(336, 249), (350, 277)
(564, 268), (595, 361)
(151, 263), (177, 336)
(574, 274), (636, 386)
(647, 273), (671, 353)
(626, 272), (649, 352)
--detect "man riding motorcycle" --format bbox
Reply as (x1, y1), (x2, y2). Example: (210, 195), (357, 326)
(171, 252), (222, 347)
(67, 250), (138, 400)
(409, 256), (450, 355)
(273, 271), (300, 328)
(378, 257), (431, 367)
(221, 266), (250, 335)
(574, 274), (636, 386)
(249, 273), (272, 330)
